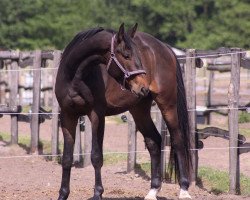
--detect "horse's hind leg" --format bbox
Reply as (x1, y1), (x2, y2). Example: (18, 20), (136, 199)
(129, 98), (162, 200)
(88, 110), (105, 200)
(58, 112), (78, 200)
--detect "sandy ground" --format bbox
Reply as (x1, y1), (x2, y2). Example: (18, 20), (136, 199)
(0, 115), (250, 199)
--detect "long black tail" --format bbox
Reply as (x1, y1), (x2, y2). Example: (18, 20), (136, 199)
(168, 59), (191, 182)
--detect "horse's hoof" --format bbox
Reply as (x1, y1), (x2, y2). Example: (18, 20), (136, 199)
(92, 195), (102, 200)
(58, 195), (68, 200)
(58, 188), (69, 200)
(144, 195), (157, 200)
(144, 188), (159, 200)
(179, 188), (191, 199)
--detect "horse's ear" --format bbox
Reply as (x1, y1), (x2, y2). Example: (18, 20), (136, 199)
(117, 23), (125, 43)
(128, 23), (138, 38)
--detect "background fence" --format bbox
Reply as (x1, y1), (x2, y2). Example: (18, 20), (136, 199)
(0, 48), (250, 194)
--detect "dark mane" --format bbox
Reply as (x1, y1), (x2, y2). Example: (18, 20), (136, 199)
(61, 27), (104, 64)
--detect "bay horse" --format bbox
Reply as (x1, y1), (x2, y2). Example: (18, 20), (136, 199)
(55, 23), (191, 200)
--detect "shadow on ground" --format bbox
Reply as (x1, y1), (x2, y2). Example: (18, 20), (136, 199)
(87, 197), (171, 200)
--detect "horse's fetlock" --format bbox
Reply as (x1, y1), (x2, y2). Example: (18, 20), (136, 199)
(151, 177), (162, 189)
(180, 177), (190, 190)
(59, 188), (70, 200)
(94, 185), (104, 195)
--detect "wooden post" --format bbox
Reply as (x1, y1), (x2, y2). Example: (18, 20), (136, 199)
(247, 68), (250, 92)
(51, 50), (61, 157)
(155, 107), (167, 180)
(207, 71), (214, 124)
(74, 120), (82, 164)
(160, 120), (167, 180)
(127, 113), (137, 172)
(83, 116), (92, 167)
(42, 60), (50, 107)
(228, 48), (241, 194)
(185, 49), (197, 183)
(0, 62), (6, 105)
(30, 50), (42, 153)
(10, 58), (19, 144)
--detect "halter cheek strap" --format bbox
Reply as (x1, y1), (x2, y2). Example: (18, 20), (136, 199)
(107, 35), (146, 90)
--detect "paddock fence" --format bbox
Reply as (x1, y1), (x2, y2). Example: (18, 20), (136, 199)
(0, 48), (250, 195)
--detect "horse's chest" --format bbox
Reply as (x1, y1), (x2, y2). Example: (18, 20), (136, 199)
(105, 89), (139, 115)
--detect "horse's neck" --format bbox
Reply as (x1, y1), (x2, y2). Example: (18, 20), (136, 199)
(65, 34), (111, 80)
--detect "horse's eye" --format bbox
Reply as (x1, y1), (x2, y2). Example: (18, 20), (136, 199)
(124, 54), (130, 60)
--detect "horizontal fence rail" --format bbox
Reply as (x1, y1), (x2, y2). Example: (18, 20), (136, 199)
(0, 48), (249, 195)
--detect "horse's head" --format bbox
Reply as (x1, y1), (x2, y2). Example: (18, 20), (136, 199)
(107, 23), (149, 98)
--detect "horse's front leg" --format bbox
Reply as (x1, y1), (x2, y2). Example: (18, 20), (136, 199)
(58, 113), (78, 200)
(89, 111), (105, 200)
(160, 106), (191, 199)
(129, 99), (162, 200)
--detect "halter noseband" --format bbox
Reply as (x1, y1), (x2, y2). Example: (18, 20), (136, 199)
(107, 35), (146, 90)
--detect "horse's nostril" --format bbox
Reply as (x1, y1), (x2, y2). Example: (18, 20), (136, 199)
(141, 87), (149, 96)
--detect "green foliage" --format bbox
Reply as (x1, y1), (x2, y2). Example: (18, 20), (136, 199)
(0, 0), (249, 50)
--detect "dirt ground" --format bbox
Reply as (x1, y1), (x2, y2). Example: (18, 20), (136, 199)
(0, 115), (250, 200)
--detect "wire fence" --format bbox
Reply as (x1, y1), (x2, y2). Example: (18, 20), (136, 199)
(1, 145), (250, 160)
(0, 50), (249, 160)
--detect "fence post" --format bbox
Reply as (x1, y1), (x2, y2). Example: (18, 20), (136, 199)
(83, 116), (92, 167)
(155, 108), (168, 180)
(51, 50), (61, 157)
(207, 71), (214, 124)
(185, 49), (198, 183)
(127, 113), (137, 172)
(10, 55), (19, 144)
(228, 48), (241, 194)
(0, 62), (6, 105)
(160, 120), (167, 180)
(30, 50), (42, 153)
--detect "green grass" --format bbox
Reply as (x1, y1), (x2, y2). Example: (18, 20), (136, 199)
(198, 167), (250, 195)
(105, 116), (125, 124)
(239, 128), (250, 138)
(0, 131), (63, 155)
(103, 152), (127, 165)
(135, 163), (250, 196)
(0, 131), (128, 165)
(239, 111), (250, 123)
(135, 162), (151, 175)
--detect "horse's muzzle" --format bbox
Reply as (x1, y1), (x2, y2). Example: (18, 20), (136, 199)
(135, 87), (149, 98)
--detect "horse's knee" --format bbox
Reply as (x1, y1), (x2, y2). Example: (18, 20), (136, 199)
(91, 152), (103, 168)
(144, 138), (161, 156)
(62, 155), (73, 169)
